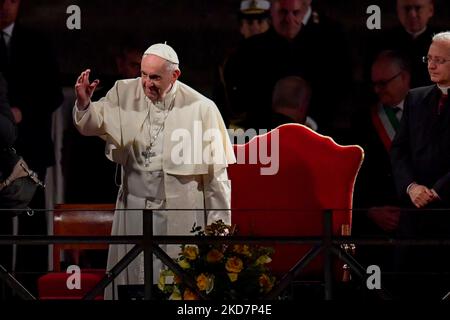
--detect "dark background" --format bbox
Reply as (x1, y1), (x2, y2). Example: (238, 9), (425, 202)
(17, 0), (450, 96)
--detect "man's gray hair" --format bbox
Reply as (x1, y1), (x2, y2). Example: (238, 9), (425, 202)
(165, 60), (180, 73)
(373, 49), (411, 74)
(272, 76), (311, 111)
(432, 31), (450, 43)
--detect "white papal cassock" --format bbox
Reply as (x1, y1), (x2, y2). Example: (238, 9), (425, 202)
(73, 79), (235, 300)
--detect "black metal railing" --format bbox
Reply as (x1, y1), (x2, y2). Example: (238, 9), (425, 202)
(1, 207), (450, 300)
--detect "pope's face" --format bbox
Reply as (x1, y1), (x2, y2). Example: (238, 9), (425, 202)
(140, 54), (180, 103)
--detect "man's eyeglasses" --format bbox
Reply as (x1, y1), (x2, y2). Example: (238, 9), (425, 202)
(372, 72), (402, 89)
(422, 56), (450, 65)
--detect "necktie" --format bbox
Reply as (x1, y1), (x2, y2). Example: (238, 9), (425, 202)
(438, 91), (448, 115)
(0, 31), (8, 71)
(383, 105), (401, 130)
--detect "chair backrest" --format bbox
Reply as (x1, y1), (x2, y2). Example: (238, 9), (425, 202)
(52, 203), (115, 271)
(228, 124), (363, 277)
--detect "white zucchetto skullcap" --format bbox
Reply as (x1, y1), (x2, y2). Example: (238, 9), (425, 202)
(144, 43), (179, 64)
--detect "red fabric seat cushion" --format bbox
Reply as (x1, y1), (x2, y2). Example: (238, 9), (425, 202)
(38, 270), (105, 300)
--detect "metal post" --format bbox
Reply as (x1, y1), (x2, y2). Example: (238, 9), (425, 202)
(143, 209), (153, 300)
(323, 209), (333, 300)
(83, 244), (142, 300)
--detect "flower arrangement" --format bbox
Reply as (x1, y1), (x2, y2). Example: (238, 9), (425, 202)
(158, 220), (276, 300)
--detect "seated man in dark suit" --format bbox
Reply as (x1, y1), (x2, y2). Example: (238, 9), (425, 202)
(391, 31), (450, 299)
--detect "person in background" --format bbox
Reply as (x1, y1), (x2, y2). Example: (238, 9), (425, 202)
(390, 31), (450, 299)
(214, 0), (272, 127)
(270, 75), (317, 130)
(63, 40), (145, 205)
(0, 71), (40, 299)
(0, 72), (17, 280)
(227, 0), (352, 134)
(351, 51), (411, 285)
(366, 0), (439, 88)
(0, 0), (63, 295)
(239, 0), (271, 39)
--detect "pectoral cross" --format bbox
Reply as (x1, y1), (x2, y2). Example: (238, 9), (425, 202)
(141, 147), (156, 167)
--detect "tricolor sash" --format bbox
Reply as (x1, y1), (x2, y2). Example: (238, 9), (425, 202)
(371, 104), (400, 152)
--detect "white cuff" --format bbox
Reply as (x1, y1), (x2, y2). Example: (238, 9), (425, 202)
(406, 182), (417, 195)
(73, 103), (90, 123)
(75, 100), (90, 112)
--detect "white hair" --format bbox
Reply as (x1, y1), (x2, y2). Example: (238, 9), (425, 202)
(432, 31), (450, 44)
(165, 60), (180, 73)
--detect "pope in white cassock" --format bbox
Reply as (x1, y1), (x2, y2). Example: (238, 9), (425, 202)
(73, 43), (235, 300)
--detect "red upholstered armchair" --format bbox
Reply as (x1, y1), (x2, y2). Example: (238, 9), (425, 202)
(37, 203), (115, 300)
(51, 203), (115, 272)
(228, 124), (363, 281)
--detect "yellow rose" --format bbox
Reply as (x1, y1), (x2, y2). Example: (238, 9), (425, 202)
(169, 288), (182, 300)
(206, 249), (224, 263)
(158, 269), (174, 291)
(259, 274), (274, 293)
(158, 274), (166, 291)
(255, 255), (272, 265)
(183, 288), (198, 300)
(228, 273), (238, 282)
(233, 244), (251, 256)
(196, 273), (214, 293)
(225, 256), (244, 273)
(182, 245), (199, 260)
(196, 273), (209, 291)
(178, 258), (191, 269)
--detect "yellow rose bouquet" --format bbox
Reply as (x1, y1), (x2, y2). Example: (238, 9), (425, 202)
(158, 220), (276, 300)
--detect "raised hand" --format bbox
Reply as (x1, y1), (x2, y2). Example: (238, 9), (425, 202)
(74, 69), (100, 110)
